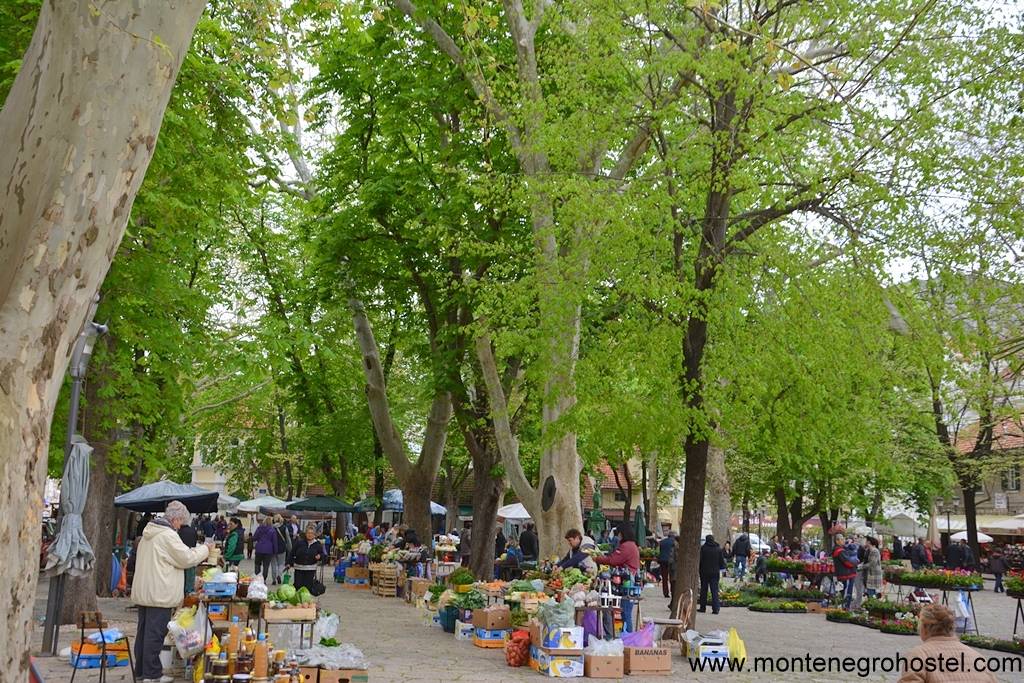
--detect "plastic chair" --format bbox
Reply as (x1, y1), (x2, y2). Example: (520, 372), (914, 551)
(69, 611), (136, 683)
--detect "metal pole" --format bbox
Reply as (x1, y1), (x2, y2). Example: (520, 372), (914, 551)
(41, 375), (83, 654)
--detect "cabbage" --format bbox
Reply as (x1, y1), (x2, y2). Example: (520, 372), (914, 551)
(278, 583), (297, 603)
(297, 587), (313, 605)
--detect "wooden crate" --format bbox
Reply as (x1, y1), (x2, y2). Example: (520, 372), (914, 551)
(262, 604), (317, 622)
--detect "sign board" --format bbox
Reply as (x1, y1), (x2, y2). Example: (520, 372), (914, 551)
(994, 492), (1008, 511)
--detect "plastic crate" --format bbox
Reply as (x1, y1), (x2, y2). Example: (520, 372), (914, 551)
(69, 652), (129, 669)
(203, 581), (237, 597)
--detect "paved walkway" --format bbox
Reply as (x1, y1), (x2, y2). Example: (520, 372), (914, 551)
(29, 565), (1024, 682)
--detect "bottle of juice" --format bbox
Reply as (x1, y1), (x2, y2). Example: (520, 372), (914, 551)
(253, 633), (268, 679)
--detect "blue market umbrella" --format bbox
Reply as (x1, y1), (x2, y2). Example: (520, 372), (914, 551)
(114, 479), (219, 513)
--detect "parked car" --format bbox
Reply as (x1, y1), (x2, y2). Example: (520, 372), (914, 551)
(737, 532), (772, 553)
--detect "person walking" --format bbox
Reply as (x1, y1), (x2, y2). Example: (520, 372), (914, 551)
(944, 539), (963, 570)
(252, 516), (276, 581)
(595, 526), (641, 633)
(131, 501), (210, 683)
(698, 534), (726, 614)
(658, 531), (677, 599)
(958, 539), (975, 570)
(732, 533), (751, 581)
(288, 524), (325, 594)
(989, 547), (1007, 593)
(272, 514), (292, 584)
(214, 516), (227, 541)
(223, 517), (245, 570)
(911, 538), (927, 570)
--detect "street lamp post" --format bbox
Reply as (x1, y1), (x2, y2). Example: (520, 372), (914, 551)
(42, 296), (107, 655)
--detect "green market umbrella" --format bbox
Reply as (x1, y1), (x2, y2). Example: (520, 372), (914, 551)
(634, 505), (647, 545)
(286, 495), (358, 513)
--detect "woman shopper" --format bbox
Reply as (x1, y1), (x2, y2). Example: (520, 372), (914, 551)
(272, 514), (292, 584)
(289, 524), (325, 594)
(131, 501), (210, 683)
(897, 604), (996, 682)
(831, 534), (858, 608)
(252, 516), (277, 581)
(223, 517), (245, 570)
(863, 536), (883, 599)
(595, 526), (641, 633)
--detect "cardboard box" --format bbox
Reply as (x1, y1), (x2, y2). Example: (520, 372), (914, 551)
(228, 601), (251, 622)
(318, 669), (370, 683)
(298, 667), (319, 683)
(532, 645), (584, 677)
(584, 654), (624, 678)
(542, 626), (585, 653)
(698, 644), (729, 659)
(806, 602), (827, 613)
(408, 577), (432, 598)
(625, 646), (672, 675)
(346, 566), (370, 579)
(528, 620), (543, 647)
(207, 603), (229, 621)
(455, 620), (475, 641)
(472, 605), (511, 631)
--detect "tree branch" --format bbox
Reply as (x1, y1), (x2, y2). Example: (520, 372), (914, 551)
(190, 379), (272, 417)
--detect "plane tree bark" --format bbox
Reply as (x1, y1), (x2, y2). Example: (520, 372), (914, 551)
(0, 1), (205, 675)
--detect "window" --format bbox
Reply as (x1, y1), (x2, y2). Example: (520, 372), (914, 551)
(613, 492), (627, 502)
(1002, 465), (1020, 492)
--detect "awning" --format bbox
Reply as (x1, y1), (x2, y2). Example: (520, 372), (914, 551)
(286, 495), (359, 513)
(360, 489), (446, 514)
(497, 503), (531, 520)
(114, 479), (219, 513)
(218, 493), (240, 513)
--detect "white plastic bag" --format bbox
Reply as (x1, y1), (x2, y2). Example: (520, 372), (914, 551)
(247, 575), (268, 600)
(585, 638), (624, 656)
(313, 612), (340, 642)
(167, 603), (209, 659)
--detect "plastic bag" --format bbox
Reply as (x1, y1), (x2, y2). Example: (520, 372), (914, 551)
(167, 603), (209, 659)
(581, 609), (599, 646)
(247, 575), (268, 601)
(727, 628), (746, 661)
(292, 644), (369, 670)
(585, 638), (624, 656)
(621, 621), (655, 648)
(314, 612), (340, 642)
(537, 598), (575, 628)
(87, 628), (125, 644)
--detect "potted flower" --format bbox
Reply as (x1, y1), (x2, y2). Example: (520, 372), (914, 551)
(825, 608), (852, 623)
(879, 617), (918, 635)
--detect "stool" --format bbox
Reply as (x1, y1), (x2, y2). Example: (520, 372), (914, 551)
(69, 611), (136, 683)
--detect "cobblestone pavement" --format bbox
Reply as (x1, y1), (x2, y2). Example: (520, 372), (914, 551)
(29, 565), (1024, 682)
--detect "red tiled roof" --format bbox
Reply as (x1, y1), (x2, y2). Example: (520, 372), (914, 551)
(955, 416), (1024, 454)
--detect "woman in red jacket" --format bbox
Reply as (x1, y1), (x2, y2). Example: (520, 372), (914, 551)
(595, 526), (641, 633)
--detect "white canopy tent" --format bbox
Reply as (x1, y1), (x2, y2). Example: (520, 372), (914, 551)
(950, 530), (993, 543)
(496, 503), (531, 520)
(217, 493), (240, 513)
(876, 513), (928, 538)
(980, 517), (1024, 535)
(237, 495), (289, 513)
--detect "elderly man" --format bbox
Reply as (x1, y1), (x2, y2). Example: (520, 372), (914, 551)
(898, 604), (996, 682)
(131, 501), (210, 683)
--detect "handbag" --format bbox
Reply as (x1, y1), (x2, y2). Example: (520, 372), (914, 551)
(309, 579), (326, 597)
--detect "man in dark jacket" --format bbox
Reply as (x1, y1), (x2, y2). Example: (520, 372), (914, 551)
(911, 538), (928, 570)
(658, 531), (677, 598)
(558, 529), (589, 570)
(944, 540), (964, 570)
(989, 547), (1008, 592)
(958, 539), (975, 570)
(698, 534), (727, 614)
(520, 523), (539, 562)
(732, 534), (751, 580)
(495, 527), (506, 559)
(177, 521), (199, 597)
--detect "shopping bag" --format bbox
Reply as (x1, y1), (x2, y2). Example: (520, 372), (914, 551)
(282, 571), (292, 585)
(621, 620), (655, 648)
(581, 609), (599, 646)
(727, 627), (746, 662)
(310, 579), (326, 597)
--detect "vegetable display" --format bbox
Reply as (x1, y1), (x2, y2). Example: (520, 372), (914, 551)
(449, 567), (476, 586)
(559, 568), (589, 589)
(450, 589), (485, 610)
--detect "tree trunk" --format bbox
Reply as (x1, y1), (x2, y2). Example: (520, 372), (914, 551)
(774, 488), (791, 545)
(961, 484), (979, 568)
(646, 450), (659, 533)
(674, 439), (709, 629)
(707, 445), (731, 544)
(742, 496), (750, 534)
(820, 508), (840, 552)
(403, 474), (434, 544)
(443, 477), (458, 534)
(469, 463), (504, 578)
(0, 1), (205, 674)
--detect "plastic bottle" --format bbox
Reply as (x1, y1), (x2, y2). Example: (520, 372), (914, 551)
(228, 617), (241, 654)
(253, 633), (268, 679)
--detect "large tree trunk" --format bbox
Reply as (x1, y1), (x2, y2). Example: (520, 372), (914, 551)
(469, 462), (503, 578)
(646, 450), (659, 533)
(0, 1), (205, 674)
(707, 445), (731, 544)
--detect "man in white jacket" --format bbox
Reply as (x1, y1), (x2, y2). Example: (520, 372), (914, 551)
(131, 500), (210, 683)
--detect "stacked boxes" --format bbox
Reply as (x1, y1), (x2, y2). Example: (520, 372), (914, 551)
(583, 654), (624, 679)
(527, 622), (585, 678)
(345, 566), (369, 588)
(471, 627), (509, 648)
(454, 620), (476, 641)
